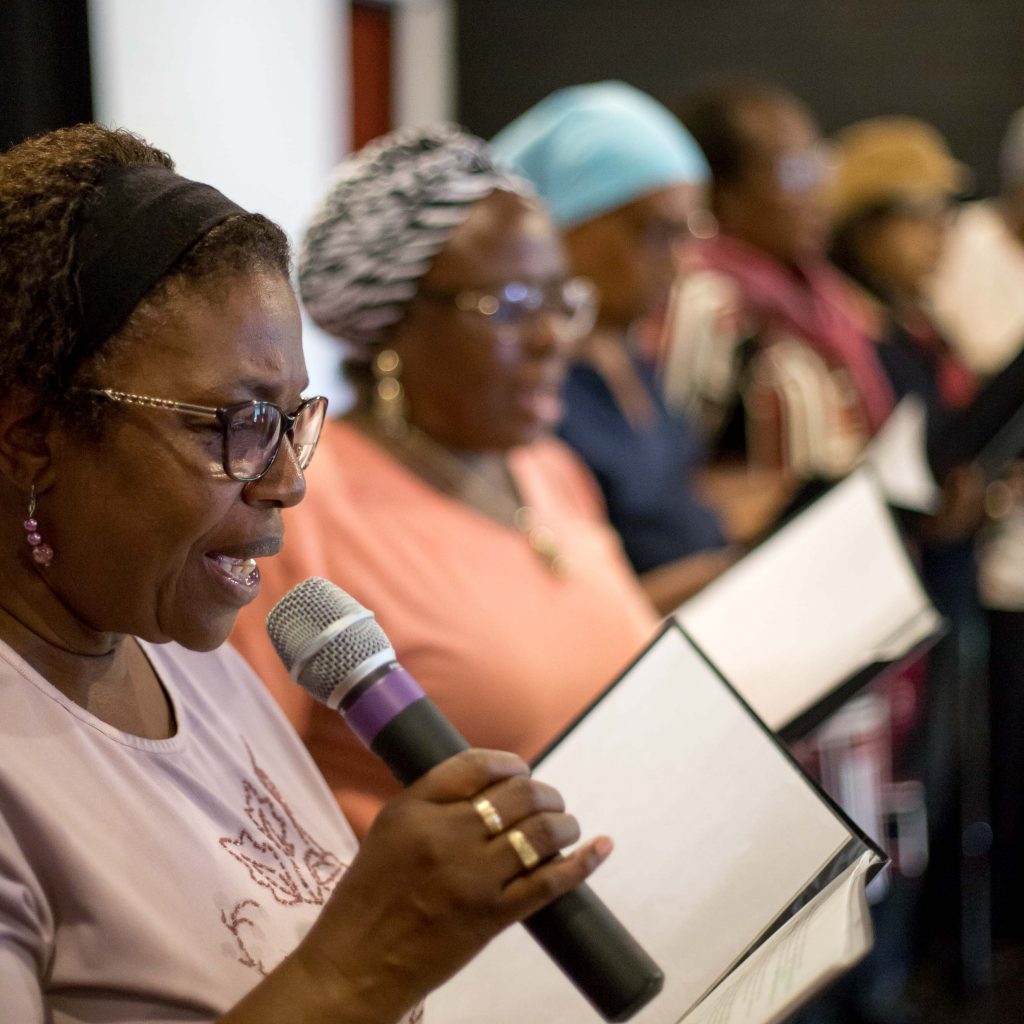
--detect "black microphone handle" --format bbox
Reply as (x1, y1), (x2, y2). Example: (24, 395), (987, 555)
(368, 694), (470, 785)
(367, 694), (665, 1022)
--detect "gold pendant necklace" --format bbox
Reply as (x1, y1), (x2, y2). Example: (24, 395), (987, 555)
(511, 505), (565, 576)
(364, 418), (567, 577)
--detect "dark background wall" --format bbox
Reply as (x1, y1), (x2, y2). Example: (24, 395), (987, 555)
(0, 0), (92, 152)
(456, 0), (1024, 198)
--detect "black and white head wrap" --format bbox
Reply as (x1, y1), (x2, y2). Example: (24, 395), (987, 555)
(298, 124), (533, 359)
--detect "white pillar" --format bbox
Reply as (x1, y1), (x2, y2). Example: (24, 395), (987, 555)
(393, 0), (456, 128)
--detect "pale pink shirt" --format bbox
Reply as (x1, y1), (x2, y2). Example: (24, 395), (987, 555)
(232, 421), (658, 836)
(0, 638), (362, 1023)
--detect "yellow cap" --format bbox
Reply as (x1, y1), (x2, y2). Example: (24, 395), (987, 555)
(830, 116), (970, 226)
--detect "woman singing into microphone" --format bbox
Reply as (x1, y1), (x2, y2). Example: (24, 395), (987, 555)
(0, 123), (609, 1023)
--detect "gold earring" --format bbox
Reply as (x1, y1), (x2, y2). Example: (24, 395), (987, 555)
(373, 348), (407, 438)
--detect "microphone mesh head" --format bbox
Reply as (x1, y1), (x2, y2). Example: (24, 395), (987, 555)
(265, 577), (392, 704)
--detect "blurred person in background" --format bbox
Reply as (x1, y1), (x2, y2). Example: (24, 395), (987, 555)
(830, 117), (976, 437)
(931, 105), (1024, 377)
(829, 116), (984, 571)
(663, 80), (895, 481)
(928, 105), (1024, 949)
(492, 81), (755, 606)
(232, 126), (660, 837)
(829, 115), (988, 1019)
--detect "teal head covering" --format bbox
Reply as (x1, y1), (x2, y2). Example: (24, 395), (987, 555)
(491, 81), (709, 229)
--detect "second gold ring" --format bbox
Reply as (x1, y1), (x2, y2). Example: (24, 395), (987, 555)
(507, 827), (541, 870)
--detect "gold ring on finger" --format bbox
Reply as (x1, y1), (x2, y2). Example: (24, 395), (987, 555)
(472, 796), (504, 837)
(507, 827), (541, 870)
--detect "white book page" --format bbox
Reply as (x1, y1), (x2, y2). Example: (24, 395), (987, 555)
(682, 851), (876, 1024)
(861, 396), (940, 513)
(676, 470), (942, 731)
(432, 628), (857, 1024)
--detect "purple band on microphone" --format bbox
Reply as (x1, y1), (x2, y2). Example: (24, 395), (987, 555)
(344, 666), (425, 746)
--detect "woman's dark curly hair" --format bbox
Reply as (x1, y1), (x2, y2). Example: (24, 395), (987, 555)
(0, 123), (291, 419)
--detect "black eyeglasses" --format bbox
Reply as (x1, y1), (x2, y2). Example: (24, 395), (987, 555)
(418, 277), (597, 339)
(77, 388), (328, 482)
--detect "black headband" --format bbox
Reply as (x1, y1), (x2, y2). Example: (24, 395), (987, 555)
(73, 163), (248, 364)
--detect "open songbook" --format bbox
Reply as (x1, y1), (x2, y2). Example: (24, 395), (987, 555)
(677, 469), (944, 740)
(432, 624), (887, 1024)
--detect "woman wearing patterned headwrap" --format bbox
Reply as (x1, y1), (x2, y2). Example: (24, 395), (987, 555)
(231, 125), (659, 837)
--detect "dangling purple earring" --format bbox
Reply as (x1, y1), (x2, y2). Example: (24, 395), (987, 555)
(23, 486), (53, 567)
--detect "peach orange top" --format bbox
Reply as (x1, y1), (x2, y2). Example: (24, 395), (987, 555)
(231, 420), (658, 836)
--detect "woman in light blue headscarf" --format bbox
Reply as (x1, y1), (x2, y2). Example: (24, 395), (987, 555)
(493, 82), (738, 612)
(493, 81), (709, 326)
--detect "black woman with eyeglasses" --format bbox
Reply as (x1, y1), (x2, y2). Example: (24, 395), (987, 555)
(0, 124), (611, 1024)
(231, 125), (661, 839)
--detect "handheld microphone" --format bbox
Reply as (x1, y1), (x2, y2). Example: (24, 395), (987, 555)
(266, 577), (664, 1022)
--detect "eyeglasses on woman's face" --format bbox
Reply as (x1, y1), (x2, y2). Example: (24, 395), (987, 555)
(417, 276), (597, 340)
(76, 388), (329, 482)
